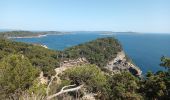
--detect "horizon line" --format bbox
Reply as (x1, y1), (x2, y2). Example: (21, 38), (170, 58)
(0, 28), (170, 34)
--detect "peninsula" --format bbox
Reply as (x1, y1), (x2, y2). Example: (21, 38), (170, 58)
(0, 31), (66, 39)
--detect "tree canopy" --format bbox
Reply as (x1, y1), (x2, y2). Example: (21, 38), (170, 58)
(0, 39), (60, 76)
(160, 56), (170, 69)
(61, 64), (107, 93)
(0, 37), (123, 76)
(64, 37), (122, 67)
(0, 54), (39, 97)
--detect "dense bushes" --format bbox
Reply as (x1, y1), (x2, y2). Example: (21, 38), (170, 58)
(140, 71), (168, 99)
(108, 72), (142, 100)
(0, 39), (60, 76)
(0, 37), (122, 76)
(58, 57), (170, 100)
(160, 56), (170, 68)
(0, 54), (40, 98)
(61, 64), (107, 93)
(0, 53), (169, 100)
(139, 57), (170, 99)
(64, 37), (122, 67)
(59, 65), (143, 100)
(0, 37), (124, 99)
(0, 33), (170, 100)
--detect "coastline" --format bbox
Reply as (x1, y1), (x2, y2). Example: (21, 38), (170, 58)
(7, 34), (47, 39)
(7, 33), (67, 39)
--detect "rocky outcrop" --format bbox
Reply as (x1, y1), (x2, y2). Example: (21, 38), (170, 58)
(105, 51), (142, 76)
(39, 71), (48, 84)
(39, 57), (89, 84)
(54, 57), (89, 84)
(60, 57), (88, 68)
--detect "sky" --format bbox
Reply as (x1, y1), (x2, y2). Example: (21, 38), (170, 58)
(0, 0), (170, 33)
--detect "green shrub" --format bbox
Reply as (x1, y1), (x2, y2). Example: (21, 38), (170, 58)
(61, 64), (107, 93)
(108, 72), (142, 100)
(0, 54), (40, 95)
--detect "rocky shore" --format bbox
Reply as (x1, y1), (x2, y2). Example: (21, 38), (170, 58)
(105, 51), (142, 76)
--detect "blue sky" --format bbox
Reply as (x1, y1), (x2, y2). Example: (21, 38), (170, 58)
(0, 0), (170, 33)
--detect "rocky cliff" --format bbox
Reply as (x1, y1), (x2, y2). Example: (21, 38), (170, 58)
(105, 51), (142, 76)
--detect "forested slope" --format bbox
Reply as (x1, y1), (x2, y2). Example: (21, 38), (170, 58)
(64, 37), (122, 67)
(0, 39), (60, 76)
(0, 37), (123, 76)
(0, 34), (170, 100)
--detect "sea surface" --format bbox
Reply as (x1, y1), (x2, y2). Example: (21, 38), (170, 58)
(12, 32), (170, 74)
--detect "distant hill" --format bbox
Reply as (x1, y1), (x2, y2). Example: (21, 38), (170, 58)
(0, 31), (64, 38)
(0, 29), (14, 32)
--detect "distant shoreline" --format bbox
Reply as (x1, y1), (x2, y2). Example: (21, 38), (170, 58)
(7, 34), (47, 39)
(7, 33), (67, 39)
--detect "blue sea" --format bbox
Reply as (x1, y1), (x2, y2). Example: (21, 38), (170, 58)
(12, 32), (170, 74)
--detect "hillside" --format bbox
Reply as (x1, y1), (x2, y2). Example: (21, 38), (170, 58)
(0, 39), (60, 76)
(0, 36), (140, 75)
(0, 35), (170, 100)
(64, 37), (122, 67)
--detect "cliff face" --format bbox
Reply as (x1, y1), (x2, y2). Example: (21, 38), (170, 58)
(105, 51), (142, 76)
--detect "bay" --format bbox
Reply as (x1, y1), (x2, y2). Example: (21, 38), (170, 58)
(12, 32), (170, 74)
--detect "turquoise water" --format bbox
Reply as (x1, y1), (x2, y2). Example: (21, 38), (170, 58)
(12, 32), (170, 74)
